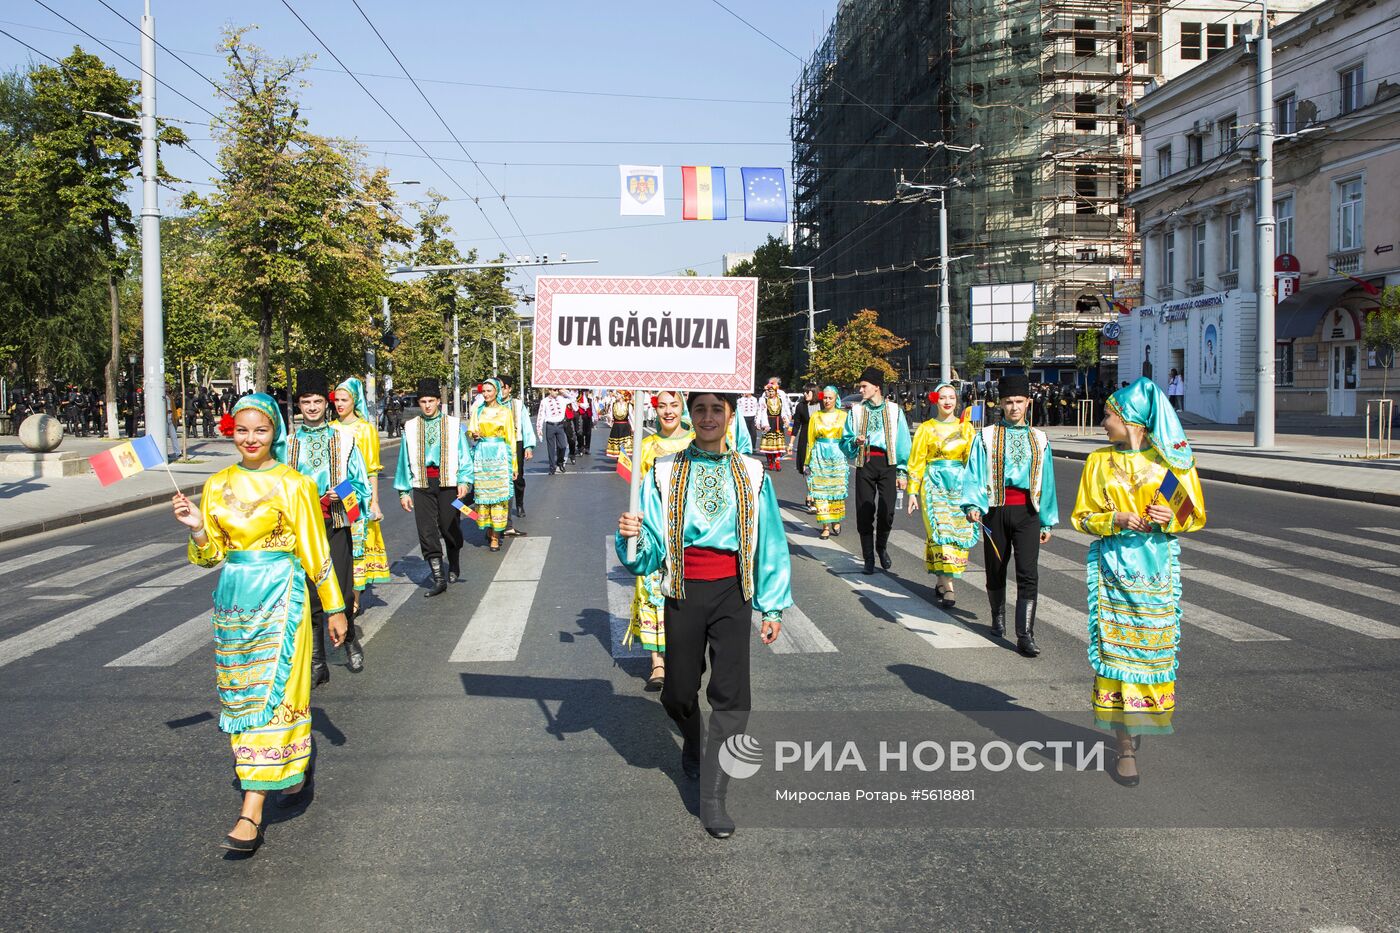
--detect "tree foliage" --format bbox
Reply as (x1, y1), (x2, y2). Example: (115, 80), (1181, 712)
(1019, 313), (1040, 375)
(726, 234), (795, 387)
(1365, 286), (1400, 399)
(805, 309), (908, 387)
(963, 344), (987, 382)
(1075, 330), (1100, 378)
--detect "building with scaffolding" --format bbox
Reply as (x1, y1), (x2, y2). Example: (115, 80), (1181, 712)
(792, 0), (1314, 385)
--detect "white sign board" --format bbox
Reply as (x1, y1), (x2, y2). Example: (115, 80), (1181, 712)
(971, 283), (1035, 344)
(533, 276), (758, 391)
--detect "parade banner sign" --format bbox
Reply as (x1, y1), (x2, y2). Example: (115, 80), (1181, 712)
(532, 276), (758, 392)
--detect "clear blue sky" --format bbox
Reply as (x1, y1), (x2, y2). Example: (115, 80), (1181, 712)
(3, 0), (833, 293)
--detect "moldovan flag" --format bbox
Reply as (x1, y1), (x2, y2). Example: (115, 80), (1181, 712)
(619, 164), (665, 216)
(89, 435), (164, 486)
(451, 498), (482, 523)
(615, 449), (633, 484)
(1154, 468), (1195, 524)
(682, 166), (727, 220)
(332, 478), (361, 523)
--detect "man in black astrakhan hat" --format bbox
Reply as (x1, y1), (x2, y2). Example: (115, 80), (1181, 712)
(392, 377), (473, 597)
(960, 374), (1060, 657)
(841, 366), (912, 575)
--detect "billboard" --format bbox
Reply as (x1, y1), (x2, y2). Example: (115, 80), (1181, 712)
(970, 283), (1035, 344)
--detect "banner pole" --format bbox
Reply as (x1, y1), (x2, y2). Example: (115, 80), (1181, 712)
(626, 390), (646, 563)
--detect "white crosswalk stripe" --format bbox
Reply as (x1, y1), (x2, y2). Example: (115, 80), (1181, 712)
(755, 605), (837, 654)
(1184, 566), (1400, 639)
(29, 542), (182, 590)
(1188, 536), (1400, 603)
(0, 545), (91, 577)
(449, 537), (552, 662)
(358, 554), (426, 646)
(1290, 527), (1400, 565)
(1201, 530), (1400, 579)
(106, 611), (209, 667)
(0, 563), (209, 668)
(1360, 525), (1400, 542)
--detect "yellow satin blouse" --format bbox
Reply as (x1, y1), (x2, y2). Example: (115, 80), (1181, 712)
(1070, 446), (1207, 537)
(906, 419), (975, 496)
(339, 417), (382, 475)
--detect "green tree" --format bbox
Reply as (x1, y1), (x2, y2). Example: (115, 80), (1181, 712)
(726, 235), (795, 386)
(1018, 312), (1039, 375)
(1075, 330), (1100, 387)
(963, 344), (987, 382)
(1364, 286), (1400, 401)
(805, 309), (908, 387)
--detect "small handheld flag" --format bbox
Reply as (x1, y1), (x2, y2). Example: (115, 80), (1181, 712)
(451, 498), (481, 523)
(616, 450), (633, 484)
(331, 479), (361, 523)
(89, 435), (166, 487)
(978, 522), (1002, 563)
(1154, 469), (1194, 524)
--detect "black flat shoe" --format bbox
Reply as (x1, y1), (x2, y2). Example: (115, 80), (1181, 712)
(1109, 750), (1140, 787)
(645, 664), (665, 692)
(220, 816), (264, 854)
(345, 637), (365, 673)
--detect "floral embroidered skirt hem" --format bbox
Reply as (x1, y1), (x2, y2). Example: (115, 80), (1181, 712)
(231, 622), (312, 790)
(759, 430), (787, 456)
(624, 574), (665, 653)
(353, 519), (391, 590)
(606, 423), (631, 458)
(806, 439), (849, 525)
(919, 460), (978, 576)
(475, 502), (510, 533)
(1086, 532), (1181, 735)
(473, 438), (513, 506)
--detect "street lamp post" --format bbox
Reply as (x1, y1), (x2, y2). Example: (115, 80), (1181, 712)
(138, 0), (166, 454)
(897, 177), (972, 385)
(452, 310), (461, 417)
(1252, 4), (1276, 449)
(780, 265), (817, 359)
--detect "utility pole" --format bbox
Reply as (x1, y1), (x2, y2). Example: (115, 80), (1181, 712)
(780, 265), (817, 358)
(139, 0), (166, 455)
(938, 193), (952, 386)
(382, 296), (393, 397)
(1253, 1), (1276, 448)
(452, 310), (461, 417)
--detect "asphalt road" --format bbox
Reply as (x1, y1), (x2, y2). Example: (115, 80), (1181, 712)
(1, 429), (1398, 932)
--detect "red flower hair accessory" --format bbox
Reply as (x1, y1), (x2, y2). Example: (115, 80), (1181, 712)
(218, 412), (235, 437)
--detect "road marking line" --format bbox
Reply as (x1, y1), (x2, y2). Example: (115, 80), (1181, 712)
(0, 564), (208, 668)
(1185, 566), (1400, 639)
(1176, 602), (1289, 642)
(753, 604), (837, 654)
(106, 611), (210, 667)
(29, 542), (182, 590)
(28, 594), (88, 602)
(359, 554), (426, 646)
(782, 514), (990, 650)
(1360, 525), (1400, 542)
(603, 536), (647, 660)
(0, 545), (91, 576)
(449, 537), (551, 662)
(1197, 532), (1400, 579)
(1289, 527), (1400, 565)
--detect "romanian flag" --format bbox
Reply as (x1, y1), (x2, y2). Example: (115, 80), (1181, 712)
(616, 449), (633, 484)
(451, 498), (481, 523)
(89, 435), (164, 486)
(681, 166), (727, 221)
(961, 404), (984, 424)
(1155, 469), (1195, 524)
(332, 479), (361, 523)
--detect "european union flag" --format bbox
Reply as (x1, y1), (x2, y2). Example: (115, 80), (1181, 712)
(741, 167), (788, 222)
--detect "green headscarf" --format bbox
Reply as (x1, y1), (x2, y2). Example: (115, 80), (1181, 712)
(231, 392), (289, 464)
(483, 378), (504, 406)
(1107, 377), (1195, 471)
(336, 377), (370, 422)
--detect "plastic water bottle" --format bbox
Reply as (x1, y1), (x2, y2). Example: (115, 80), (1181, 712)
(895, 489), (905, 510)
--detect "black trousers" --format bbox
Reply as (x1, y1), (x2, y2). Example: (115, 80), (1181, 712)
(854, 456), (897, 552)
(983, 503), (1040, 600)
(743, 415), (758, 447)
(661, 577), (752, 747)
(578, 414), (593, 451)
(413, 479), (463, 566)
(565, 419), (577, 458)
(543, 422), (568, 470)
(309, 524), (356, 641)
(513, 440), (526, 507)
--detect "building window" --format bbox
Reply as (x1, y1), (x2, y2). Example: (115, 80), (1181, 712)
(1157, 145), (1172, 178)
(1187, 134), (1204, 167)
(1075, 165), (1098, 213)
(1337, 177), (1364, 251)
(1275, 195), (1294, 256)
(1075, 19), (1097, 56)
(1163, 231), (1176, 291)
(1013, 170), (1032, 216)
(1275, 341), (1295, 387)
(1134, 38), (1150, 63)
(1233, 23), (1250, 46)
(1181, 22), (1202, 60)
(1206, 23), (1228, 58)
(1225, 212), (1241, 272)
(1339, 64), (1365, 114)
(1275, 93), (1296, 135)
(1218, 115), (1238, 153)
(1192, 223), (1207, 279)
(1074, 93), (1098, 131)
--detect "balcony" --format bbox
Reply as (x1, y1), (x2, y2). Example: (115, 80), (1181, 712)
(1186, 277), (1204, 296)
(1331, 250), (1363, 274)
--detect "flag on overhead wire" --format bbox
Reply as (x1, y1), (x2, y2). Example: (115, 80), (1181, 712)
(682, 166), (727, 220)
(619, 165), (665, 216)
(741, 167), (788, 222)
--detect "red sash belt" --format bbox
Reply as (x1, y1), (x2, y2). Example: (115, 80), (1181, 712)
(865, 448), (886, 458)
(1002, 487), (1029, 506)
(683, 547), (739, 581)
(425, 466), (441, 480)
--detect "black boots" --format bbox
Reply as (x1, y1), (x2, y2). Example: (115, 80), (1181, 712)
(989, 587), (1007, 638)
(311, 620), (330, 688)
(861, 537), (876, 575)
(424, 557), (448, 598)
(877, 541), (893, 571)
(447, 550), (461, 584)
(345, 629), (365, 673)
(1016, 596), (1040, 657)
(700, 764), (735, 839)
(679, 712), (703, 780)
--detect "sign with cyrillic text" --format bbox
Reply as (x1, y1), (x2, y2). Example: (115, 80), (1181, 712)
(532, 276), (757, 391)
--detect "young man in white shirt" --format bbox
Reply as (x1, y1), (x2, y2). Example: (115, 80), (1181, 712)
(536, 387), (570, 474)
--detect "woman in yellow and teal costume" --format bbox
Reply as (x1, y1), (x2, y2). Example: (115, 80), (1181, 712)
(334, 378), (391, 600)
(1071, 376), (1206, 787)
(906, 383), (979, 607)
(803, 385), (850, 538)
(468, 378), (517, 551)
(171, 393), (347, 855)
(625, 390), (695, 691)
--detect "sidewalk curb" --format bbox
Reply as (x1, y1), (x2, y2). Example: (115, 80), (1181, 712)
(1051, 448), (1400, 509)
(0, 437), (406, 544)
